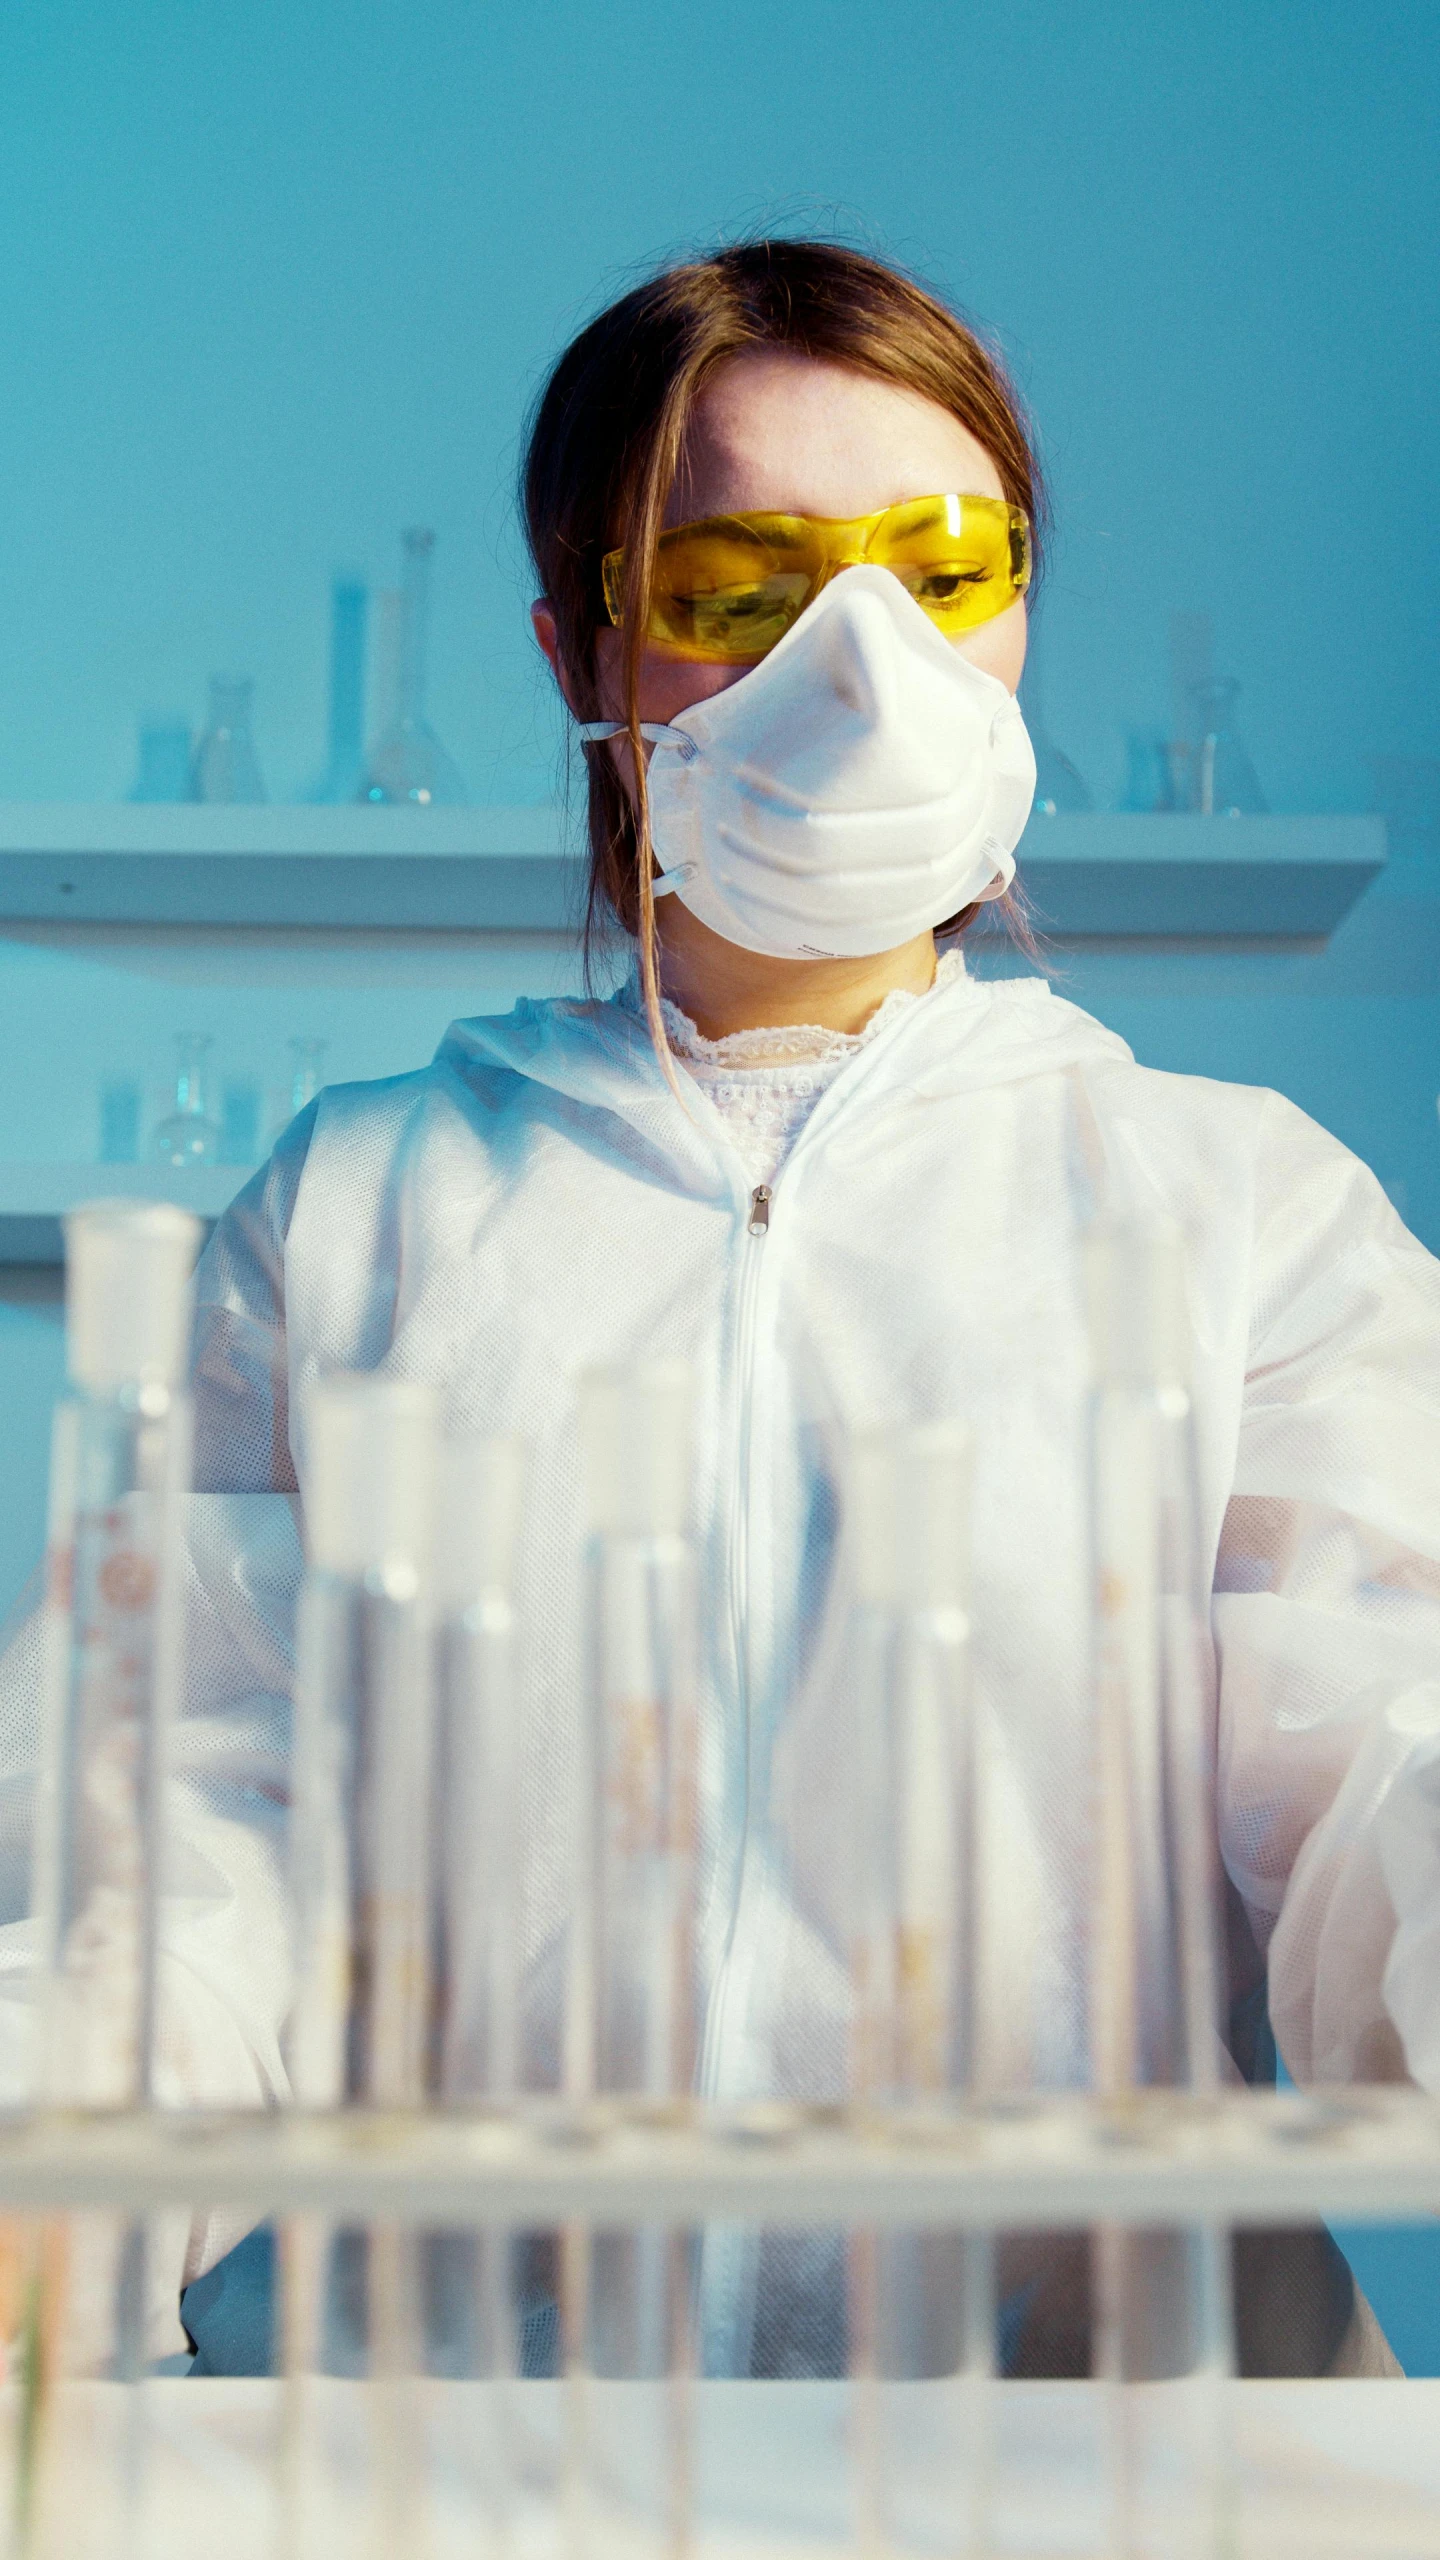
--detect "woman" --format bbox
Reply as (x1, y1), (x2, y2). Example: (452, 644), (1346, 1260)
(10, 241), (1440, 2375)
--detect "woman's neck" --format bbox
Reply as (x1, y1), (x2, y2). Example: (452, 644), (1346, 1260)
(653, 902), (938, 1040)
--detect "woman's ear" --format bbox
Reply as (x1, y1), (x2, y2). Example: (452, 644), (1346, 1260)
(531, 600), (582, 713)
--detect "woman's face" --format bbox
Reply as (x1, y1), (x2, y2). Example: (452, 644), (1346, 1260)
(534, 349), (1028, 723)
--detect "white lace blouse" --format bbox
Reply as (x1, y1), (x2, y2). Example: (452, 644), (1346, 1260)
(621, 948), (969, 1186)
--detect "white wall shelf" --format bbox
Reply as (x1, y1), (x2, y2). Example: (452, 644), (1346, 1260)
(0, 1163), (254, 1265)
(0, 806), (1387, 940)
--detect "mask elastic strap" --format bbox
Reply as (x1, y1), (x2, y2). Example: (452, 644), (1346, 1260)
(574, 722), (698, 898)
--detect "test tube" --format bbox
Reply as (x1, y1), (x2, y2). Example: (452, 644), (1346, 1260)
(844, 1422), (991, 2560)
(433, 1434), (526, 2530)
(28, 1201), (200, 2550)
(283, 1371), (440, 2560)
(1084, 1221), (1231, 2557)
(567, 1362), (698, 2559)
(435, 1434), (527, 2110)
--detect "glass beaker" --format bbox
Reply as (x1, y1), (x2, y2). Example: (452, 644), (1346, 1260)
(151, 1035), (222, 1168)
(359, 529), (467, 807)
(191, 676), (266, 805)
(129, 718), (192, 804)
(317, 579), (368, 803)
(1190, 678), (1265, 816)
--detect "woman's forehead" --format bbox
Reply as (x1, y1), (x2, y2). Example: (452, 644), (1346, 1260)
(666, 350), (1006, 528)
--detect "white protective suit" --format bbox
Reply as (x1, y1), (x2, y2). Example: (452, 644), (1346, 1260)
(1, 959), (1438, 2362)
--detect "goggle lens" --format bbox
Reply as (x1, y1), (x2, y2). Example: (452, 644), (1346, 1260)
(603, 494), (1030, 663)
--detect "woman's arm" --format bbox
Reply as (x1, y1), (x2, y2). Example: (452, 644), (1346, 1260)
(1214, 1090), (1440, 2085)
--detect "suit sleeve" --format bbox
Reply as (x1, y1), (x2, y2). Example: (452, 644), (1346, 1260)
(1213, 1092), (1440, 2084)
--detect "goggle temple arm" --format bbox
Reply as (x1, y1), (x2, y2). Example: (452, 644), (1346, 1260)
(575, 721), (697, 761)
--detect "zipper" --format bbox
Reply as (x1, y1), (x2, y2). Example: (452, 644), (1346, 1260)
(697, 1179), (772, 2102)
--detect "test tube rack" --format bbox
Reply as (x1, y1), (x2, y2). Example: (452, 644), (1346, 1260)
(0, 2086), (1436, 2227)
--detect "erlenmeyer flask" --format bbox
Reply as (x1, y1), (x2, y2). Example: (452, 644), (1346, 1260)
(359, 529), (467, 806)
(191, 677), (265, 804)
(1190, 678), (1265, 816)
(151, 1034), (222, 1167)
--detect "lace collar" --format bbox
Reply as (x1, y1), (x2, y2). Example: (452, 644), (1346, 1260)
(617, 947), (968, 1069)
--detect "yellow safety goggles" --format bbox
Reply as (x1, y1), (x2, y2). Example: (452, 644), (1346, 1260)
(602, 492), (1030, 663)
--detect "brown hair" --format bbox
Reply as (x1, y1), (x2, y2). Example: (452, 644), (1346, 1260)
(521, 239), (1046, 1042)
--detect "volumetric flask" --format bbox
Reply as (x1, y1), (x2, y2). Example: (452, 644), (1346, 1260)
(358, 529), (466, 806)
(152, 1033), (222, 1169)
(191, 675), (265, 805)
(1190, 677), (1265, 817)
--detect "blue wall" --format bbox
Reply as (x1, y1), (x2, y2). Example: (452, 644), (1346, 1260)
(0, 1), (1436, 815)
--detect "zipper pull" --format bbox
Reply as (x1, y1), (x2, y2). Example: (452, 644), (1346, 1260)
(748, 1184), (772, 1237)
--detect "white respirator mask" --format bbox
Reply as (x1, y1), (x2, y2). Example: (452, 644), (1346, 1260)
(578, 563), (1036, 960)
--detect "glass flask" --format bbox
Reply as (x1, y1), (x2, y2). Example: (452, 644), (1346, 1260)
(1190, 678), (1266, 816)
(151, 1034), (222, 1167)
(359, 530), (467, 806)
(191, 676), (265, 805)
